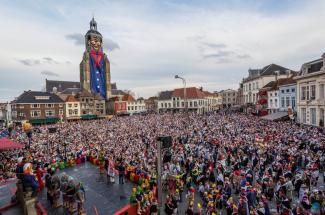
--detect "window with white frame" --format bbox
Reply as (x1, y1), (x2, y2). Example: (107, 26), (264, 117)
(310, 85), (316, 100)
(68, 104), (72, 108)
(59, 109), (63, 115)
(270, 99), (273, 107)
(320, 84), (325, 100)
(31, 110), (41, 117)
(69, 109), (73, 115)
(301, 108), (307, 123)
(286, 97), (290, 107)
(301, 86), (306, 100)
(310, 108), (316, 125)
(320, 109), (325, 126)
(45, 110), (55, 117)
(292, 97), (296, 109)
(281, 97), (285, 107)
(45, 104), (54, 108)
(30, 104), (40, 108)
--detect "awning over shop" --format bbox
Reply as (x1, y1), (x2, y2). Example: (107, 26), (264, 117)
(66, 116), (81, 120)
(29, 117), (60, 124)
(0, 138), (23, 151)
(81, 114), (97, 120)
(260, 111), (288, 121)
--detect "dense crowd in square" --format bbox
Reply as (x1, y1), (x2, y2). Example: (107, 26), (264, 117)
(0, 112), (324, 214)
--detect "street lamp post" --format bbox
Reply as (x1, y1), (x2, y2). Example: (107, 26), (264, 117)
(175, 75), (187, 113)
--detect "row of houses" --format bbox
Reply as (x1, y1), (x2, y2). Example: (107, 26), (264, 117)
(236, 52), (325, 127)
(157, 87), (222, 113)
(0, 80), (149, 124)
(2, 90), (148, 124)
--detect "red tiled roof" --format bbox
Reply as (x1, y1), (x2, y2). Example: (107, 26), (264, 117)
(65, 95), (77, 102)
(277, 77), (296, 86)
(122, 94), (135, 101)
(203, 91), (215, 97)
(172, 87), (207, 99)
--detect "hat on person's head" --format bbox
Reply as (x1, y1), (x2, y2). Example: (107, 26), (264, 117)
(17, 157), (23, 164)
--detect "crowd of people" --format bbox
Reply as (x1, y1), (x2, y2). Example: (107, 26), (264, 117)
(0, 112), (324, 214)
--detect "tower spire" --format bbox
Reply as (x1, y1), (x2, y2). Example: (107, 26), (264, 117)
(90, 16), (97, 31)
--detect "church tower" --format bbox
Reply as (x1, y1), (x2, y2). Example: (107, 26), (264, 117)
(80, 18), (111, 99)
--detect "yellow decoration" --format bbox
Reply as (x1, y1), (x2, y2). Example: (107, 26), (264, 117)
(22, 122), (32, 132)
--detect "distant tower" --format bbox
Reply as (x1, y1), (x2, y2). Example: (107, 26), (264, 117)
(80, 17), (111, 99)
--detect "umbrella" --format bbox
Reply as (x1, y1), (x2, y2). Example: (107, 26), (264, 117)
(0, 137), (23, 151)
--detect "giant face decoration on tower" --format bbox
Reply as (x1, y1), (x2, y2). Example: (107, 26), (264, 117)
(88, 35), (102, 51)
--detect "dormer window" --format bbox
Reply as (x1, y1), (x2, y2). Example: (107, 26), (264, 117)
(35, 96), (50, 100)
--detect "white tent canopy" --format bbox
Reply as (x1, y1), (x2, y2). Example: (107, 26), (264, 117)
(260, 111), (288, 121)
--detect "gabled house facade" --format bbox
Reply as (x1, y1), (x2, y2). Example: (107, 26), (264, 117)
(65, 95), (81, 120)
(278, 79), (297, 112)
(295, 52), (325, 126)
(127, 97), (146, 115)
(242, 64), (293, 105)
(218, 89), (237, 108)
(75, 91), (106, 117)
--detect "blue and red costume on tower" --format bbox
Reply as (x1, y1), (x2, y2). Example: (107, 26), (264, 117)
(89, 50), (106, 99)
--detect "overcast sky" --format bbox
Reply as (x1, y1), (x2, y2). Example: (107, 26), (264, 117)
(1, 0), (325, 101)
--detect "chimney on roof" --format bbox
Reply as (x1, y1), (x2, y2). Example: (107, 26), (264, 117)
(275, 71), (279, 81)
(286, 70), (291, 78)
(275, 71), (279, 88)
(199, 87), (203, 91)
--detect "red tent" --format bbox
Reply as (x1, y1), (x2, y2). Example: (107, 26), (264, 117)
(0, 138), (23, 151)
